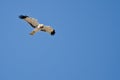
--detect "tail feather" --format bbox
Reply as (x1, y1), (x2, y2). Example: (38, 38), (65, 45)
(19, 15), (28, 19)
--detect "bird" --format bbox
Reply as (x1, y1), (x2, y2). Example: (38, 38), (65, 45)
(19, 15), (55, 35)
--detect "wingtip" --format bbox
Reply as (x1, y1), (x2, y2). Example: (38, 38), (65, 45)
(19, 15), (28, 19)
(51, 29), (55, 35)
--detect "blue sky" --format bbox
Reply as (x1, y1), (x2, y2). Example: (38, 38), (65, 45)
(0, 0), (120, 80)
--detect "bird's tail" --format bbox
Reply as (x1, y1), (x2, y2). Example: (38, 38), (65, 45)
(19, 15), (28, 19)
(29, 27), (41, 35)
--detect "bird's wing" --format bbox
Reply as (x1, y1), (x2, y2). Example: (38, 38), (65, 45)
(41, 26), (55, 35)
(30, 27), (42, 35)
(19, 15), (39, 28)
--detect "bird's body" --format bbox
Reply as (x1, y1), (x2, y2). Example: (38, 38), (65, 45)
(19, 15), (55, 35)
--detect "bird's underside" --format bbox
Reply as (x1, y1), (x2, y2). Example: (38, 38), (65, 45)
(19, 15), (55, 35)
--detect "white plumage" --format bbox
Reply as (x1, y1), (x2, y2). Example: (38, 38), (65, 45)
(19, 15), (55, 35)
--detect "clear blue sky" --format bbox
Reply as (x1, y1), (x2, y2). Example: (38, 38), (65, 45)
(0, 0), (120, 80)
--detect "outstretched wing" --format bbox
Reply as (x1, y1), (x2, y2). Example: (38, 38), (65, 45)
(41, 26), (55, 35)
(19, 15), (39, 28)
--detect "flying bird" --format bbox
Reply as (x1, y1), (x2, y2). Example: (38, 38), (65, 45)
(19, 15), (55, 35)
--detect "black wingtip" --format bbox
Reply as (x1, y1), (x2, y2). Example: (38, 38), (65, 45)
(19, 15), (28, 19)
(51, 29), (55, 35)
